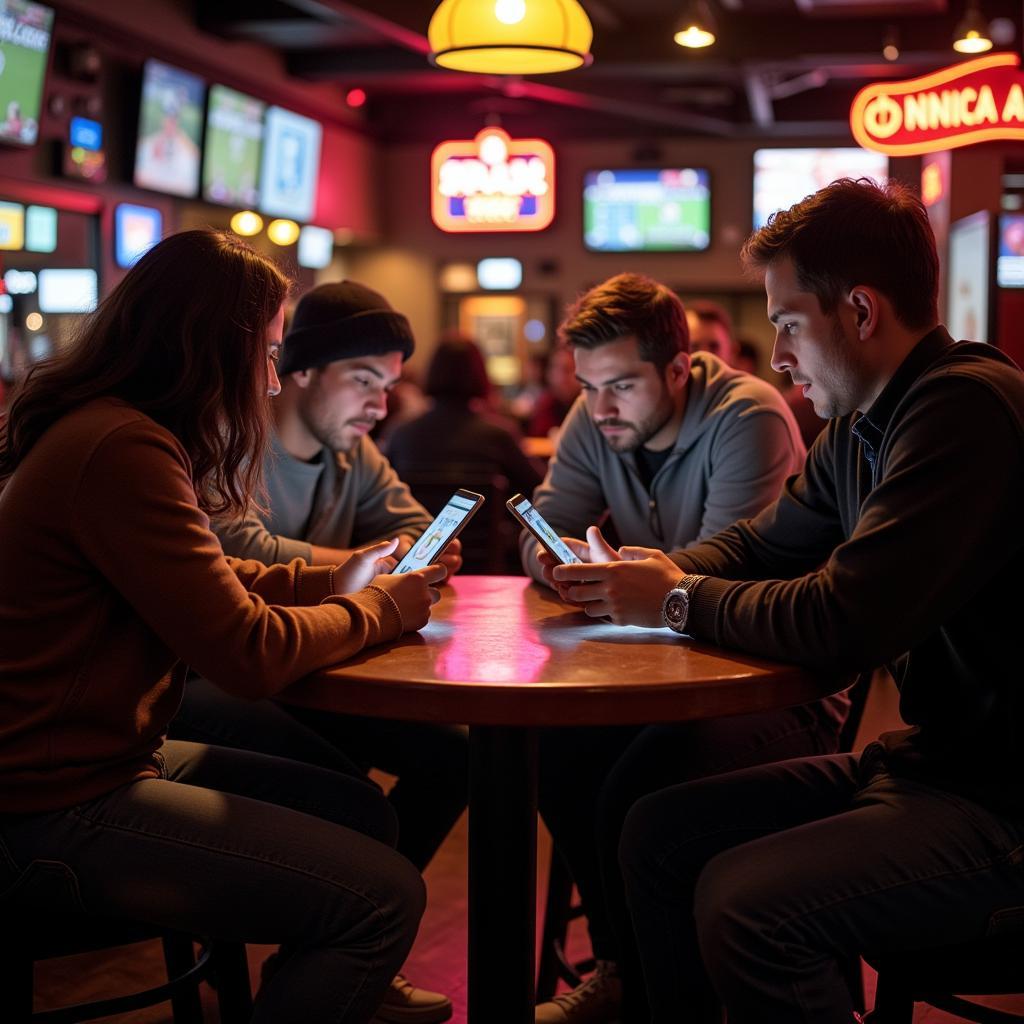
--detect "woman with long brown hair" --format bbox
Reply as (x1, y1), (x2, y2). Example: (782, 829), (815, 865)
(0, 229), (445, 1023)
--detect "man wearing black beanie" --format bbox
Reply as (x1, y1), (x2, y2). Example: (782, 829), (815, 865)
(172, 280), (464, 1024)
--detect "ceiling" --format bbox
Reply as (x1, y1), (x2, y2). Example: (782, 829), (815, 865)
(198, 0), (1024, 142)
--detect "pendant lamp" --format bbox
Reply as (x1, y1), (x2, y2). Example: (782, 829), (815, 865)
(428, 0), (594, 75)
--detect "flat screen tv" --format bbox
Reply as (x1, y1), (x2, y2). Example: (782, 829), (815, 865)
(259, 105), (322, 222)
(133, 59), (205, 198)
(115, 203), (162, 268)
(752, 147), (889, 229)
(947, 210), (992, 343)
(583, 168), (711, 253)
(0, 0), (54, 147)
(996, 213), (1024, 289)
(37, 268), (98, 314)
(203, 84), (265, 207)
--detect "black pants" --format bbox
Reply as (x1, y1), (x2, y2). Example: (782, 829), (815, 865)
(538, 702), (842, 1021)
(170, 677), (469, 871)
(0, 740), (424, 1024)
(620, 748), (1024, 1024)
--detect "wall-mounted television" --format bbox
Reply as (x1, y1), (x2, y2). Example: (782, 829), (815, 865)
(203, 84), (265, 207)
(38, 268), (98, 314)
(259, 105), (322, 221)
(0, 0), (54, 147)
(133, 59), (205, 198)
(996, 213), (1024, 289)
(583, 168), (711, 253)
(115, 203), (163, 268)
(25, 204), (56, 252)
(947, 210), (992, 343)
(0, 200), (25, 249)
(752, 147), (889, 229)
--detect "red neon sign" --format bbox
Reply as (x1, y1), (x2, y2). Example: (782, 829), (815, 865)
(431, 128), (555, 233)
(851, 53), (1024, 157)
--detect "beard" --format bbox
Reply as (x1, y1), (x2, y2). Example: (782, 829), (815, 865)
(596, 397), (676, 453)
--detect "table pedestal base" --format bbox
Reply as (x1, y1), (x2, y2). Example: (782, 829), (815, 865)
(468, 725), (538, 1024)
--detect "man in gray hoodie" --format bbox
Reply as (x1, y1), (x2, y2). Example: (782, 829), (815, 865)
(525, 273), (846, 1024)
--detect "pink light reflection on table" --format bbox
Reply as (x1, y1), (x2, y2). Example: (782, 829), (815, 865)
(434, 585), (551, 684)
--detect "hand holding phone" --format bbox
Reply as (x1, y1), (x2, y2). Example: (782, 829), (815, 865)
(506, 493), (582, 565)
(393, 489), (484, 574)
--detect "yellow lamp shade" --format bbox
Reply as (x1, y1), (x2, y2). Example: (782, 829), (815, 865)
(428, 0), (593, 74)
(267, 219), (300, 246)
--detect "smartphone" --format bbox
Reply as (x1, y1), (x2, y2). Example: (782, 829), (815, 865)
(506, 493), (582, 565)
(392, 489), (485, 574)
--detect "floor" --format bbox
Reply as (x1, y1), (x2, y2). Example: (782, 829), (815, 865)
(29, 674), (1024, 1021)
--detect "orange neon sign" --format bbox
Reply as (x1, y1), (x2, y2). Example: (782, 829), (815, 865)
(431, 128), (555, 233)
(851, 53), (1024, 156)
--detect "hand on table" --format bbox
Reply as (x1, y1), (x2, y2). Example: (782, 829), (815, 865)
(370, 563), (447, 632)
(332, 538), (400, 593)
(551, 527), (681, 627)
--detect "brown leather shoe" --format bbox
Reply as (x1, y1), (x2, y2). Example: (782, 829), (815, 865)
(371, 973), (454, 1023)
(535, 961), (622, 1024)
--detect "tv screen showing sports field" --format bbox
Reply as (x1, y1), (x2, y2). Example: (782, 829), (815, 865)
(583, 168), (711, 253)
(133, 59), (204, 198)
(203, 84), (265, 207)
(259, 105), (322, 222)
(752, 147), (889, 229)
(0, 0), (54, 147)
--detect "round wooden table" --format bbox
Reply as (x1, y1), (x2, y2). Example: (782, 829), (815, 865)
(282, 575), (844, 1024)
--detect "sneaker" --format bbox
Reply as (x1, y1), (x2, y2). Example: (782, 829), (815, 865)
(535, 961), (622, 1024)
(371, 973), (454, 1024)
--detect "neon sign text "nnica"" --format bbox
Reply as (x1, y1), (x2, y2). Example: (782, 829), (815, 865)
(431, 128), (555, 233)
(851, 53), (1024, 156)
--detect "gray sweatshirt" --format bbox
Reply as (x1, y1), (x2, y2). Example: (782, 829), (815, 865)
(521, 353), (806, 580)
(214, 431), (433, 565)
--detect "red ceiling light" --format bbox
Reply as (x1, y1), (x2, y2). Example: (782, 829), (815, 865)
(346, 88), (367, 108)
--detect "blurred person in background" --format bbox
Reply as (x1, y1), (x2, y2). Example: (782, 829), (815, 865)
(734, 338), (761, 376)
(528, 344), (581, 437)
(388, 334), (542, 573)
(685, 299), (737, 366)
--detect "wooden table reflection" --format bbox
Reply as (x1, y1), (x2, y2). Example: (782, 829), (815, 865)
(282, 575), (842, 1024)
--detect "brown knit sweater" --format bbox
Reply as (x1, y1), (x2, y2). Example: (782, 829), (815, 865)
(0, 398), (403, 813)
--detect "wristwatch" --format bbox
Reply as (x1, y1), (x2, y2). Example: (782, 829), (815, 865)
(661, 574), (706, 634)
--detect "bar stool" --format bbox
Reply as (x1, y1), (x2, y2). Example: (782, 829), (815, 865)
(2, 910), (252, 1024)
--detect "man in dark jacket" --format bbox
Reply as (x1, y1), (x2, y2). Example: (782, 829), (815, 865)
(551, 179), (1024, 1023)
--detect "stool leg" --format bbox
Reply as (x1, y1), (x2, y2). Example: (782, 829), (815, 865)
(162, 934), (204, 1024)
(840, 955), (866, 1014)
(210, 941), (253, 1024)
(537, 848), (575, 1002)
(869, 969), (915, 1024)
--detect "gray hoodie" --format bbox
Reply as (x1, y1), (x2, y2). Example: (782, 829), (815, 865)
(521, 352), (806, 579)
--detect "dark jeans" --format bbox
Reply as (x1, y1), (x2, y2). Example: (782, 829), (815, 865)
(0, 740), (425, 1024)
(620, 748), (1024, 1024)
(170, 677), (469, 871)
(538, 703), (841, 1020)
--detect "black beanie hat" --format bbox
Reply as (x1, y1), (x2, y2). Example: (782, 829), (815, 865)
(279, 280), (415, 375)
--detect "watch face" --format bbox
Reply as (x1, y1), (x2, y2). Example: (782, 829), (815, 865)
(664, 590), (689, 630)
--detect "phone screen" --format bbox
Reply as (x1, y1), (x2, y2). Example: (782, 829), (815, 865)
(393, 491), (482, 574)
(510, 495), (582, 565)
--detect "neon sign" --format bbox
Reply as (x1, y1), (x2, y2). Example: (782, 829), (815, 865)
(851, 53), (1024, 157)
(431, 127), (555, 233)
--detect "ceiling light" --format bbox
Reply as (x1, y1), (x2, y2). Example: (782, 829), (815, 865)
(882, 25), (900, 61)
(230, 210), (263, 237)
(428, 0), (594, 74)
(266, 219), (300, 246)
(953, 1), (993, 53)
(674, 1), (716, 49)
